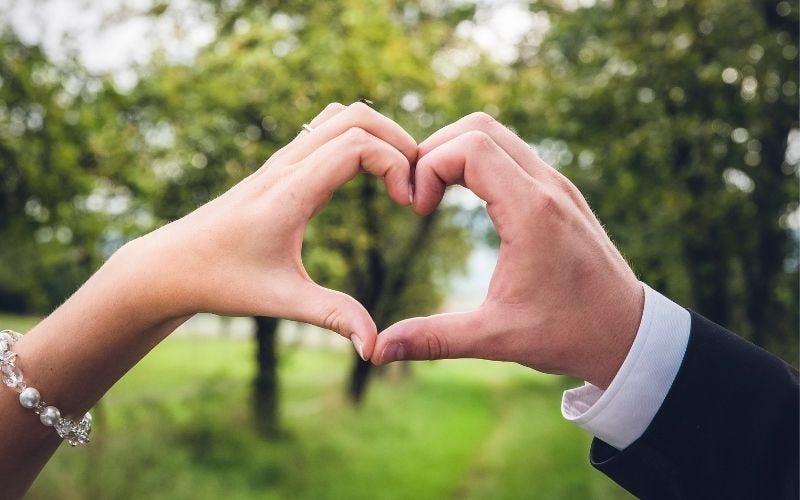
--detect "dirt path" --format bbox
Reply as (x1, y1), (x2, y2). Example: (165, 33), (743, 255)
(450, 382), (513, 499)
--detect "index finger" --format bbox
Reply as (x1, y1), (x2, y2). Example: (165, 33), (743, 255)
(283, 102), (418, 166)
(413, 130), (532, 216)
(294, 127), (413, 211)
(265, 102), (348, 168)
(419, 112), (549, 179)
(417, 112), (592, 216)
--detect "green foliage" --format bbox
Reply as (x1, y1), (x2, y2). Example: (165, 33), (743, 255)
(0, 28), (160, 312)
(504, 0), (799, 362)
(27, 336), (630, 499)
(0, 31), (96, 311)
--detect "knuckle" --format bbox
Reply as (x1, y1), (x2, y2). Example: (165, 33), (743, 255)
(552, 172), (576, 195)
(343, 126), (372, 146)
(532, 189), (564, 219)
(348, 101), (373, 117)
(549, 171), (588, 208)
(463, 130), (496, 153)
(466, 111), (498, 131)
(424, 332), (449, 360)
(321, 307), (343, 334)
(325, 102), (346, 113)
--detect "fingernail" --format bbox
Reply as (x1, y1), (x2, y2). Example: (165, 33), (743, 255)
(380, 342), (406, 364)
(409, 160), (416, 206)
(351, 333), (366, 361)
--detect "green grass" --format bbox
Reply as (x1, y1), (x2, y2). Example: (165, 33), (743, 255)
(26, 336), (632, 499)
(0, 312), (43, 333)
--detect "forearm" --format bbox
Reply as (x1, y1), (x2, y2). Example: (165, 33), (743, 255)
(0, 241), (187, 495)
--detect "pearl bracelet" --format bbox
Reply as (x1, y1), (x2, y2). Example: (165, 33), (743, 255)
(0, 329), (92, 446)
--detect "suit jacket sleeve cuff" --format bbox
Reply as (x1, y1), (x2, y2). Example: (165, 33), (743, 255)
(589, 311), (799, 498)
(561, 282), (691, 449)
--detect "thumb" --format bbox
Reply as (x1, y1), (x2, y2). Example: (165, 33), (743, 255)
(373, 311), (482, 364)
(288, 280), (377, 361)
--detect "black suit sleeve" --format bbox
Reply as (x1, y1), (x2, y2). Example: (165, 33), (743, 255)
(590, 311), (799, 499)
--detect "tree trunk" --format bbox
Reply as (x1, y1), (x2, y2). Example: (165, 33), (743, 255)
(347, 178), (384, 404)
(347, 194), (440, 403)
(743, 132), (788, 349)
(349, 357), (373, 404)
(253, 316), (280, 437)
(676, 137), (731, 327)
(683, 220), (731, 327)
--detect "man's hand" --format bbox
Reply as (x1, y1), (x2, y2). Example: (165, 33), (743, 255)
(373, 113), (644, 389)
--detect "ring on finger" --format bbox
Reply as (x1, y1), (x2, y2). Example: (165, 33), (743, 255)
(301, 123), (314, 133)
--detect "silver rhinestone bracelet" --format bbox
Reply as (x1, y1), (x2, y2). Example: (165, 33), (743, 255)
(0, 329), (92, 446)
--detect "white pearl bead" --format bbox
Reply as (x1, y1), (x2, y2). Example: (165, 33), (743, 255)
(19, 387), (40, 408)
(40, 406), (60, 426)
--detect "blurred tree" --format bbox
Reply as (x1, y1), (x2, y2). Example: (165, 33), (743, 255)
(506, 0), (798, 362)
(254, 315), (280, 436)
(0, 30), (94, 311)
(0, 28), (148, 312)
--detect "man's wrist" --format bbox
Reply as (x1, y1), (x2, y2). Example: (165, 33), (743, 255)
(562, 283), (691, 449)
(585, 278), (646, 390)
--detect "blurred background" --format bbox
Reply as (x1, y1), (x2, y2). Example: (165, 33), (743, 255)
(0, 0), (797, 498)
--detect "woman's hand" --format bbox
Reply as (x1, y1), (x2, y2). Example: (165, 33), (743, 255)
(120, 102), (417, 359)
(1, 102), (416, 495)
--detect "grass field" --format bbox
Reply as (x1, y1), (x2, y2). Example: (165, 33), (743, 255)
(21, 326), (632, 499)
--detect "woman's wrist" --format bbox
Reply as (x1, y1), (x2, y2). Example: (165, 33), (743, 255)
(107, 234), (198, 327)
(12, 243), (192, 412)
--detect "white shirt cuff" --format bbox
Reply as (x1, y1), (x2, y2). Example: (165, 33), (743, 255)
(560, 282), (691, 450)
